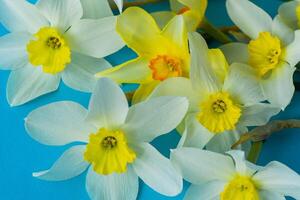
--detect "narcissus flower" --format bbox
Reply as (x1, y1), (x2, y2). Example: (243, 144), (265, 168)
(152, 0), (207, 31)
(150, 32), (279, 153)
(172, 148), (300, 200)
(222, 0), (300, 109)
(278, 0), (300, 30)
(96, 7), (190, 104)
(25, 78), (188, 199)
(0, 0), (124, 106)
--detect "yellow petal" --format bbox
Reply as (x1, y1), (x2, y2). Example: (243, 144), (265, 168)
(116, 7), (165, 58)
(179, 0), (208, 31)
(132, 81), (160, 104)
(208, 49), (229, 83)
(95, 58), (153, 84)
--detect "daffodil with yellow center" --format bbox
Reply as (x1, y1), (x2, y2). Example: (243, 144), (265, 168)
(152, 0), (207, 32)
(150, 32), (279, 153)
(248, 32), (283, 77)
(221, 175), (259, 200)
(172, 149), (300, 200)
(27, 27), (71, 74)
(96, 7), (190, 104)
(25, 78), (188, 199)
(223, 0), (300, 109)
(197, 92), (241, 133)
(84, 128), (136, 175)
(0, 0), (125, 106)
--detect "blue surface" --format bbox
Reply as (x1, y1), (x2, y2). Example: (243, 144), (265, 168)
(0, 0), (298, 199)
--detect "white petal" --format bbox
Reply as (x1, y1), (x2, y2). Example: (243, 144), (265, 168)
(285, 30), (300, 67)
(253, 161), (300, 199)
(25, 101), (95, 145)
(272, 15), (295, 46)
(80, 0), (113, 19)
(184, 181), (226, 200)
(226, 0), (272, 39)
(189, 32), (221, 93)
(261, 63), (295, 110)
(259, 190), (285, 200)
(33, 145), (89, 181)
(206, 128), (243, 153)
(149, 77), (200, 112)
(113, 0), (123, 13)
(239, 103), (280, 127)
(151, 11), (176, 29)
(86, 166), (138, 200)
(0, 32), (31, 70)
(62, 52), (112, 92)
(226, 150), (252, 176)
(223, 63), (265, 105)
(0, 0), (49, 33)
(278, 1), (299, 30)
(65, 17), (124, 58)
(220, 42), (248, 64)
(36, 0), (83, 32)
(7, 64), (60, 106)
(123, 96), (188, 143)
(132, 143), (182, 196)
(171, 148), (236, 184)
(86, 78), (129, 129)
(179, 114), (214, 149)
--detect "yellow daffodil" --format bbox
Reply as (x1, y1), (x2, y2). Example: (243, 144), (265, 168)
(150, 32), (279, 153)
(0, 0), (124, 106)
(172, 148), (300, 200)
(25, 78), (188, 199)
(152, 0), (208, 32)
(96, 7), (190, 104)
(222, 0), (300, 110)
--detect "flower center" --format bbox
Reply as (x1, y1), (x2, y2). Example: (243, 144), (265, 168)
(148, 55), (182, 81)
(177, 6), (190, 15)
(84, 128), (136, 175)
(197, 92), (241, 133)
(221, 176), (259, 200)
(26, 27), (71, 74)
(102, 136), (118, 149)
(248, 32), (282, 77)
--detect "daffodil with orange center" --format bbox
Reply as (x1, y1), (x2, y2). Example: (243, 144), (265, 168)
(172, 149), (300, 200)
(96, 7), (190, 104)
(150, 32), (279, 153)
(25, 78), (188, 200)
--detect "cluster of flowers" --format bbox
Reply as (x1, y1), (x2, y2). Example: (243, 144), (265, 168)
(1, 0), (300, 199)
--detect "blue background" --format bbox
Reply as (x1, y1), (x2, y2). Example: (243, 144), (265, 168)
(0, 0), (298, 199)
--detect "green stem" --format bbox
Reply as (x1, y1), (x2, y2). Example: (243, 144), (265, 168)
(200, 18), (232, 44)
(247, 141), (263, 163)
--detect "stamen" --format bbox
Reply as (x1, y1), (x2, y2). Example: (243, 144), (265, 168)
(102, 136), (118, 149)
(149, 55), (182, 81)
(47, 37), (62, 49)
(212, 99), (227, 113)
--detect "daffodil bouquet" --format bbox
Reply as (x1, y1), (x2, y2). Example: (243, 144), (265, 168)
(1, 0), (300, 199)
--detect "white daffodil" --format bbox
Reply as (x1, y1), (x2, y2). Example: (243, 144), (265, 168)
(0, 0), (124, 106)
(278, 0), (300, 31)
(172, 148), (300, 200)
(150, 32), (280, 153)
(223, 0), (300, 110)
(152, 0), (207, 31)
(24, 78), (188, 200)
